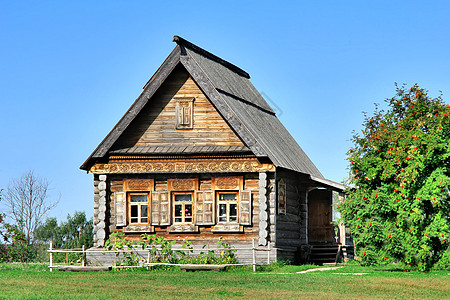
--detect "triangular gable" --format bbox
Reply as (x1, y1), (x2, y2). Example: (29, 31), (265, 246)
(109, 65), (249, 154)
(81, 36), (324, 179)
(81, 45), (182, 169)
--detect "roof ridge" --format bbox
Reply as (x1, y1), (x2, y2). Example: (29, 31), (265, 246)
(173, 35), (250, 79)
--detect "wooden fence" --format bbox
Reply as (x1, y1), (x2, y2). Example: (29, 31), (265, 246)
(48, 240), (273, 272)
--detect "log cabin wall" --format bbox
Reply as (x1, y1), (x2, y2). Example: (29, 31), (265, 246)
(98, 172), (276, 264)
(274, 168), (309, 263)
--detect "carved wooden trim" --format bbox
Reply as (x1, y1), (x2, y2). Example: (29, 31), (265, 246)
(124, 179), (154, 191)
(89, 159), (275, 174)
(212, 176), (243, 190)
(169, 224), (197, 232)
(212, 224), (241, 232)
(124, 224), (154, 233)
(167, 178), (198, 191)
(277, 178), (286, 215)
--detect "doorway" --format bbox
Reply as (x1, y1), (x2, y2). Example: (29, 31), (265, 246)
(308, 189), (333, 243)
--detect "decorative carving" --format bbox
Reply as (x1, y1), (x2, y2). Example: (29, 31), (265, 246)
(124, 224), (153, 232)
(277, 178), (286, 215)
(125, 179), (154, 191)
(213, 224), (241, 232)
(213, 176), (241, 190)
(168, 178), (197, 191)
(90, 159), (275, 174)
(169, 224), (196, 232)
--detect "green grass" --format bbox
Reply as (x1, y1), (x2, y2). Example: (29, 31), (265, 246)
(0, 263), (449, 299)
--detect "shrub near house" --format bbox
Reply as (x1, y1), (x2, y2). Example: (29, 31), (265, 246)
(341, 84), (450, 271)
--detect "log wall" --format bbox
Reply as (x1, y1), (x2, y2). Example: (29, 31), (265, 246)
(99, 172), (277, 263)
(274, 169), (311, 262)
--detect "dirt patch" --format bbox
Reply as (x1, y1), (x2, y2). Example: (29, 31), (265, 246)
(296, 266), (343, 274)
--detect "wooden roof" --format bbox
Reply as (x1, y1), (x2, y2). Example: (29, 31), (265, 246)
(81, 36), (324, 179)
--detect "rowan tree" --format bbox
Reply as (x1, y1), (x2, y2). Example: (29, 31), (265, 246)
(340, 84), (450, 271)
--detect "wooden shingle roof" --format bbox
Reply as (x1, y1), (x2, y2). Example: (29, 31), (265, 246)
(81, 36), (324, 179)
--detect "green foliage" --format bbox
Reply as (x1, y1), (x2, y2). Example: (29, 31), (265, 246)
(104, 233), (238, 265)
(141, 233), (177, 263)
(104, 231), (144, 266)
(176, 237), (238, 265)
(0, 204), (39, 262)
(341, 84), (450, 271)
(34, 211), (93, 249)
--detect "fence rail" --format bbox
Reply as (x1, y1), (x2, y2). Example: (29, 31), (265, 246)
(48, 240), (275, 272)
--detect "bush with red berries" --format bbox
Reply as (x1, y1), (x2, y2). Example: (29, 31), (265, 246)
(340, 84), (450, 271)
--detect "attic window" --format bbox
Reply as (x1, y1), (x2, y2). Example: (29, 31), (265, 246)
(175, 98), (194, 129)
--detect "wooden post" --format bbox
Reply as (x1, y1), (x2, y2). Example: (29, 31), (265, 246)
(267, 242), (271, 265)
(66, 252), (69, 266)
(82, 245), (85, 267)
(252, 239), (256, 272)
(49, 240), (53, 272)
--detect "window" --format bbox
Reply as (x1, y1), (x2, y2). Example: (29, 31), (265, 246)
(173, 193), (193, 223)
(217, 192), (238, 223)
(175, 98), (194, 129)
(128, 193), (149, 224)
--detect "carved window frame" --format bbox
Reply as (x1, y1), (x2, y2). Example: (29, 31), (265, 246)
(216, 191), (239, 224)
(172, 191), (194, 224)
(175, 98), (194, 129)
(128, 192), (150, 225)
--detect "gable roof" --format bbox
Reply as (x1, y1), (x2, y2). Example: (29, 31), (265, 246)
(81, 36), (324, 179)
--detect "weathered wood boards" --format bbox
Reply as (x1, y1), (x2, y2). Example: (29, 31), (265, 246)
(58, 266), (112, 272)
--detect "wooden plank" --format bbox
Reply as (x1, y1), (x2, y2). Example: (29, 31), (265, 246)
(58, 266), (112, 272)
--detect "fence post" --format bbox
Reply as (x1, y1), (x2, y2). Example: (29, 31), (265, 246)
(82, 245), (85, 267)
(252, 239), (256, 272)
(49, 240), (53, 272)
(267, 242), (270, 265)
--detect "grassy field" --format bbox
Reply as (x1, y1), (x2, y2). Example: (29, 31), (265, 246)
(0, 263), (449, 299)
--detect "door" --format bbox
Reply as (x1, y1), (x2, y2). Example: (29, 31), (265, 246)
(308, 189), (333, 243)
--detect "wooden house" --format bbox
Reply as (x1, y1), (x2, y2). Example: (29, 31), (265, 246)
(81, 36), (347, 264)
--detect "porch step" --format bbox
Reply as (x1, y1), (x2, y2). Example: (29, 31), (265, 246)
(308, 245), (340, 265)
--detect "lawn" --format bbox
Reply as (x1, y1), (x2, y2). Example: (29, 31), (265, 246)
(0, 263), (449, 299)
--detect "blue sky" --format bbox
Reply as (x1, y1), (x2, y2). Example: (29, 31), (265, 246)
(1, 1), (449, 221)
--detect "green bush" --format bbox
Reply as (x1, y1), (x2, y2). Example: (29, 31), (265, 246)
(104, 233), (238, 265)
(342, 84), (450, 271)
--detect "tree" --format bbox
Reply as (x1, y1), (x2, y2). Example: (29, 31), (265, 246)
(340, 84), (450, 271)
(35, 211), (93, 249)
(2, 170), (58, 244)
